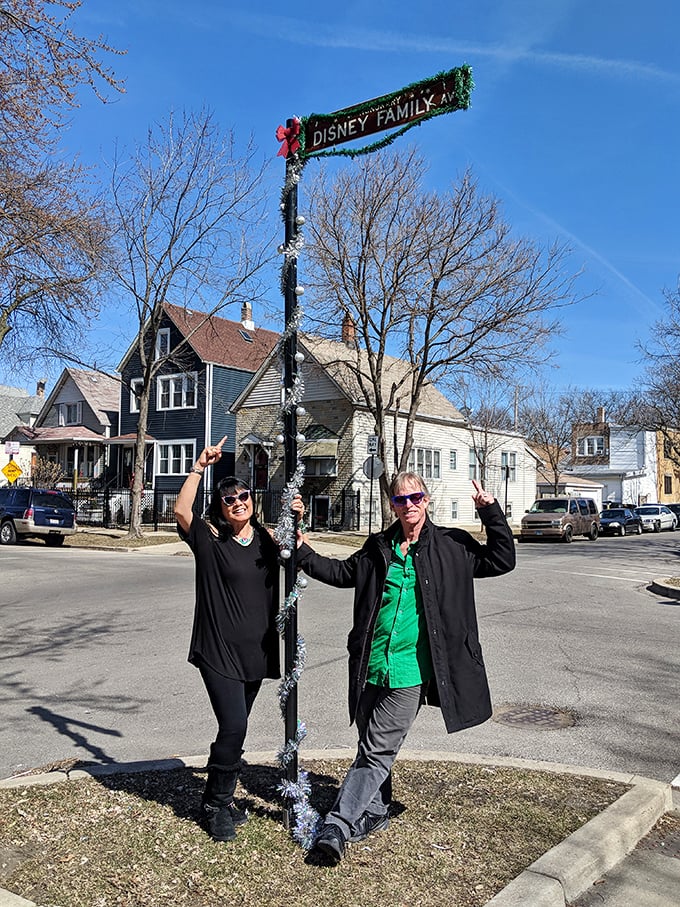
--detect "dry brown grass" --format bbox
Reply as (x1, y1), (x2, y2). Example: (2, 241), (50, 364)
(0, 759), (628, 907)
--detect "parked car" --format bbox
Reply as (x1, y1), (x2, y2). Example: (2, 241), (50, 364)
(666, 503), (680, 523)
(634, 504), (678, 533)
(520, 497), (600, 542)
(0, 486), (77, 546)
(599, 507), (643, 536)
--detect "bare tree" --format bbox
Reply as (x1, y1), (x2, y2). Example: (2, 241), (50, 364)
(108, 109), (271, 538)
(633, 280), (680, 475)
(304, 147), (584, 523)
(0, 0), (123, 362)
(0, 0), (124, 163)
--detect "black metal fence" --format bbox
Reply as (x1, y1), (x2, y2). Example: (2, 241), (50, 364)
(69, 487), (361, 532)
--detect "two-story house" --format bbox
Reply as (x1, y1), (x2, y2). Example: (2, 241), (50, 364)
(565, 407), (658, 506)
(0, 381), (47, 481)
(232, 329), (537, 531)
(5, 370), (119, 488)
(110, 302), (278, 500)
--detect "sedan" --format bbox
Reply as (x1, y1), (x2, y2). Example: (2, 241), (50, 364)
(599, 508), (643, 537)
(634, 504), (678, 533)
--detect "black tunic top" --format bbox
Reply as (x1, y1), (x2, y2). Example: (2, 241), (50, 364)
(179, 518), (280, 681)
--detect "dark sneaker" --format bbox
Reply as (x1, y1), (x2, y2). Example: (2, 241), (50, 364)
(202, 803), (236, 842)
(314, 824), (346, 863)
(348, 811), (390, 843)
(227, 801), (249, 827)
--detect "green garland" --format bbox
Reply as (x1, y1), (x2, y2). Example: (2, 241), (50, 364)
(299, 64), (473, 161)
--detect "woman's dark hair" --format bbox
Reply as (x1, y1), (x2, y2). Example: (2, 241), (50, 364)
(206, 475), (254, 537)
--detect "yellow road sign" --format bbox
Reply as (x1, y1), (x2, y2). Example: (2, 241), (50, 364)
(2, 460), (23, 483)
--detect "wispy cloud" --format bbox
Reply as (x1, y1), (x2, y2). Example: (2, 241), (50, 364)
(224, 13), (680, 86)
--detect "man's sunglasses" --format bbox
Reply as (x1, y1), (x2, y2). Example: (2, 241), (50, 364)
(221, 490), (251, 506)
(391, 491), (427, 507)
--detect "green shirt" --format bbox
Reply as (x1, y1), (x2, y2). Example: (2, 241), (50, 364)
(366, 534), (433, 688)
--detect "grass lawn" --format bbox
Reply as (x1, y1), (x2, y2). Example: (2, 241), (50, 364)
(0, 759), (628, 907)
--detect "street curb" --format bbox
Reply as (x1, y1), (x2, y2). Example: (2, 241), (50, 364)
(484, 778), (673, 907)
(649, 578), (680, 600)
(0, 750), (674, 907)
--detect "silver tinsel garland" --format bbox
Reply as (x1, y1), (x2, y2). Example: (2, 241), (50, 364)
(274, 157), (321, 848)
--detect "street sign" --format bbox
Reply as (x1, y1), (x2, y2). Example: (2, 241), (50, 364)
(367, 435), (380, 455)
(303, 65), (473, 157)
(362, 456), (384, 480)
(4, 441), (20, 455)
(2, 461), (22, 484)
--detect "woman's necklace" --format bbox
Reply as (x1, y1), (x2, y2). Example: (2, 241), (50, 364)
(232, 530), (254, 547)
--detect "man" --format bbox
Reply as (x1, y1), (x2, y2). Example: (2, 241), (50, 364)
(296, 472), (515, 863)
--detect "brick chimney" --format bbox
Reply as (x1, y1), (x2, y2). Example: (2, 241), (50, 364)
(241, 301), (254, 331)
(341, 312), (356, 347)
(596, 406), (606, 424)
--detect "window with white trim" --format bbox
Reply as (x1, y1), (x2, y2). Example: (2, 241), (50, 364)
(157, 373), (197, 410)
(500, 450), (517, 482)
(155, 328), (170, 360)
(469, 447), (485, 481)
(58, 401), (82, 426)
(576, 435), (604, 456)
(407, 447), (441, 479)
(449, 450), (457, 470)
(158, 442), (195, 475)
(302, 457), (337, 477)
(451, 500), (458, 521)
(130, 378), (143, 413)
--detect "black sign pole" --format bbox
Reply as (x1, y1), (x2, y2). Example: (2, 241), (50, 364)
(282, 129), (299, 829)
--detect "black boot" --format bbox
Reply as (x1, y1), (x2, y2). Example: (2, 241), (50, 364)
(201, 764), (241, 842)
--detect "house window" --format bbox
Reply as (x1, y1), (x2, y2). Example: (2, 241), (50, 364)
(451, 500), (458, 521)
(156, 328), (170, 360)
(407, 448), (440, 479)
(157, 373), (197, 410)
(501, 451), (517, 482)
(469, 447), (485, 481)
(506, 501), (513, 518)
(130, 378), (143, 413)
(158, 442), (195, 475)
(449, 450), (457, 470)
(663, 437), (673, 458)
(302, 457), (337, 477)
(577, 436), (604, 456)
(664, 474), (673, 495)
(58, 402), (82, 426)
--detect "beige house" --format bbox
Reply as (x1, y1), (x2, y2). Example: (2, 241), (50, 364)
(232, 333), (537, 531)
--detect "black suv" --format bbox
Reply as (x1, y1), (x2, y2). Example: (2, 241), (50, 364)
(0, 487), (76, 546)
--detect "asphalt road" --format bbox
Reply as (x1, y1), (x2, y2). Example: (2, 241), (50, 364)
(1, 531), (679, 782)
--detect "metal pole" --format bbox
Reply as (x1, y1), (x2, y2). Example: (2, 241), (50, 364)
(282, 133), (299, 828)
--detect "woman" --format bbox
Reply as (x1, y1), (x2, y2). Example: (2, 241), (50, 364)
(175, 436), (284, 843)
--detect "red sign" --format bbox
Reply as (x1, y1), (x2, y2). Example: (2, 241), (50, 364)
(303, 67), (472, 156)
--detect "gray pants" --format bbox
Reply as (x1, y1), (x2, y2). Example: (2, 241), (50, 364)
(324, 682), (425, 840)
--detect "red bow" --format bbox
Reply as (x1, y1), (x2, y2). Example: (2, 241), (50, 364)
(276, 117), (301, 158)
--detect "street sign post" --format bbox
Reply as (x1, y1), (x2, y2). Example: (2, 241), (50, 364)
(2, 461), (22, 484)
(367, 435), (379, 455)
(362, 456), (384, 535)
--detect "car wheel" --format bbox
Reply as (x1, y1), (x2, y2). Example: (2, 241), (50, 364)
(654, 520), (661, 533)
(636, 523), (642, 535)
(0, 520), (17, 545)
(45, 535), (65, 547)
(587, 523), (599, 540)
(620, 525), (626, 537)
(563, 525), (573, 543)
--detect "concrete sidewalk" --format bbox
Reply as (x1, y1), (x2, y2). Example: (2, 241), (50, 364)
(1, 753), (679, 907)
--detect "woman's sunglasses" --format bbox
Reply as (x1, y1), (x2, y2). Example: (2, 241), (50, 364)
(391, 491), (427, 507)
(221, 490), (251, 506)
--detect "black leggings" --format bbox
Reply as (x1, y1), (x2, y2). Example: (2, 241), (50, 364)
(198, 661), (262, 768)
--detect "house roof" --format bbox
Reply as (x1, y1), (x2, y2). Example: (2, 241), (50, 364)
(299, 335), (467, 424)
(0, 388), (45, 439)
(163, 303), (279, 372)
(21, 425), (110, 444)
(35, 368), (119, 430)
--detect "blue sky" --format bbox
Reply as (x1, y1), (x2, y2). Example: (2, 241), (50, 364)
(7, 0), (679, 394)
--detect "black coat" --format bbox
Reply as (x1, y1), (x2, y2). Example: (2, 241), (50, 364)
(297, 501), (515, 733)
